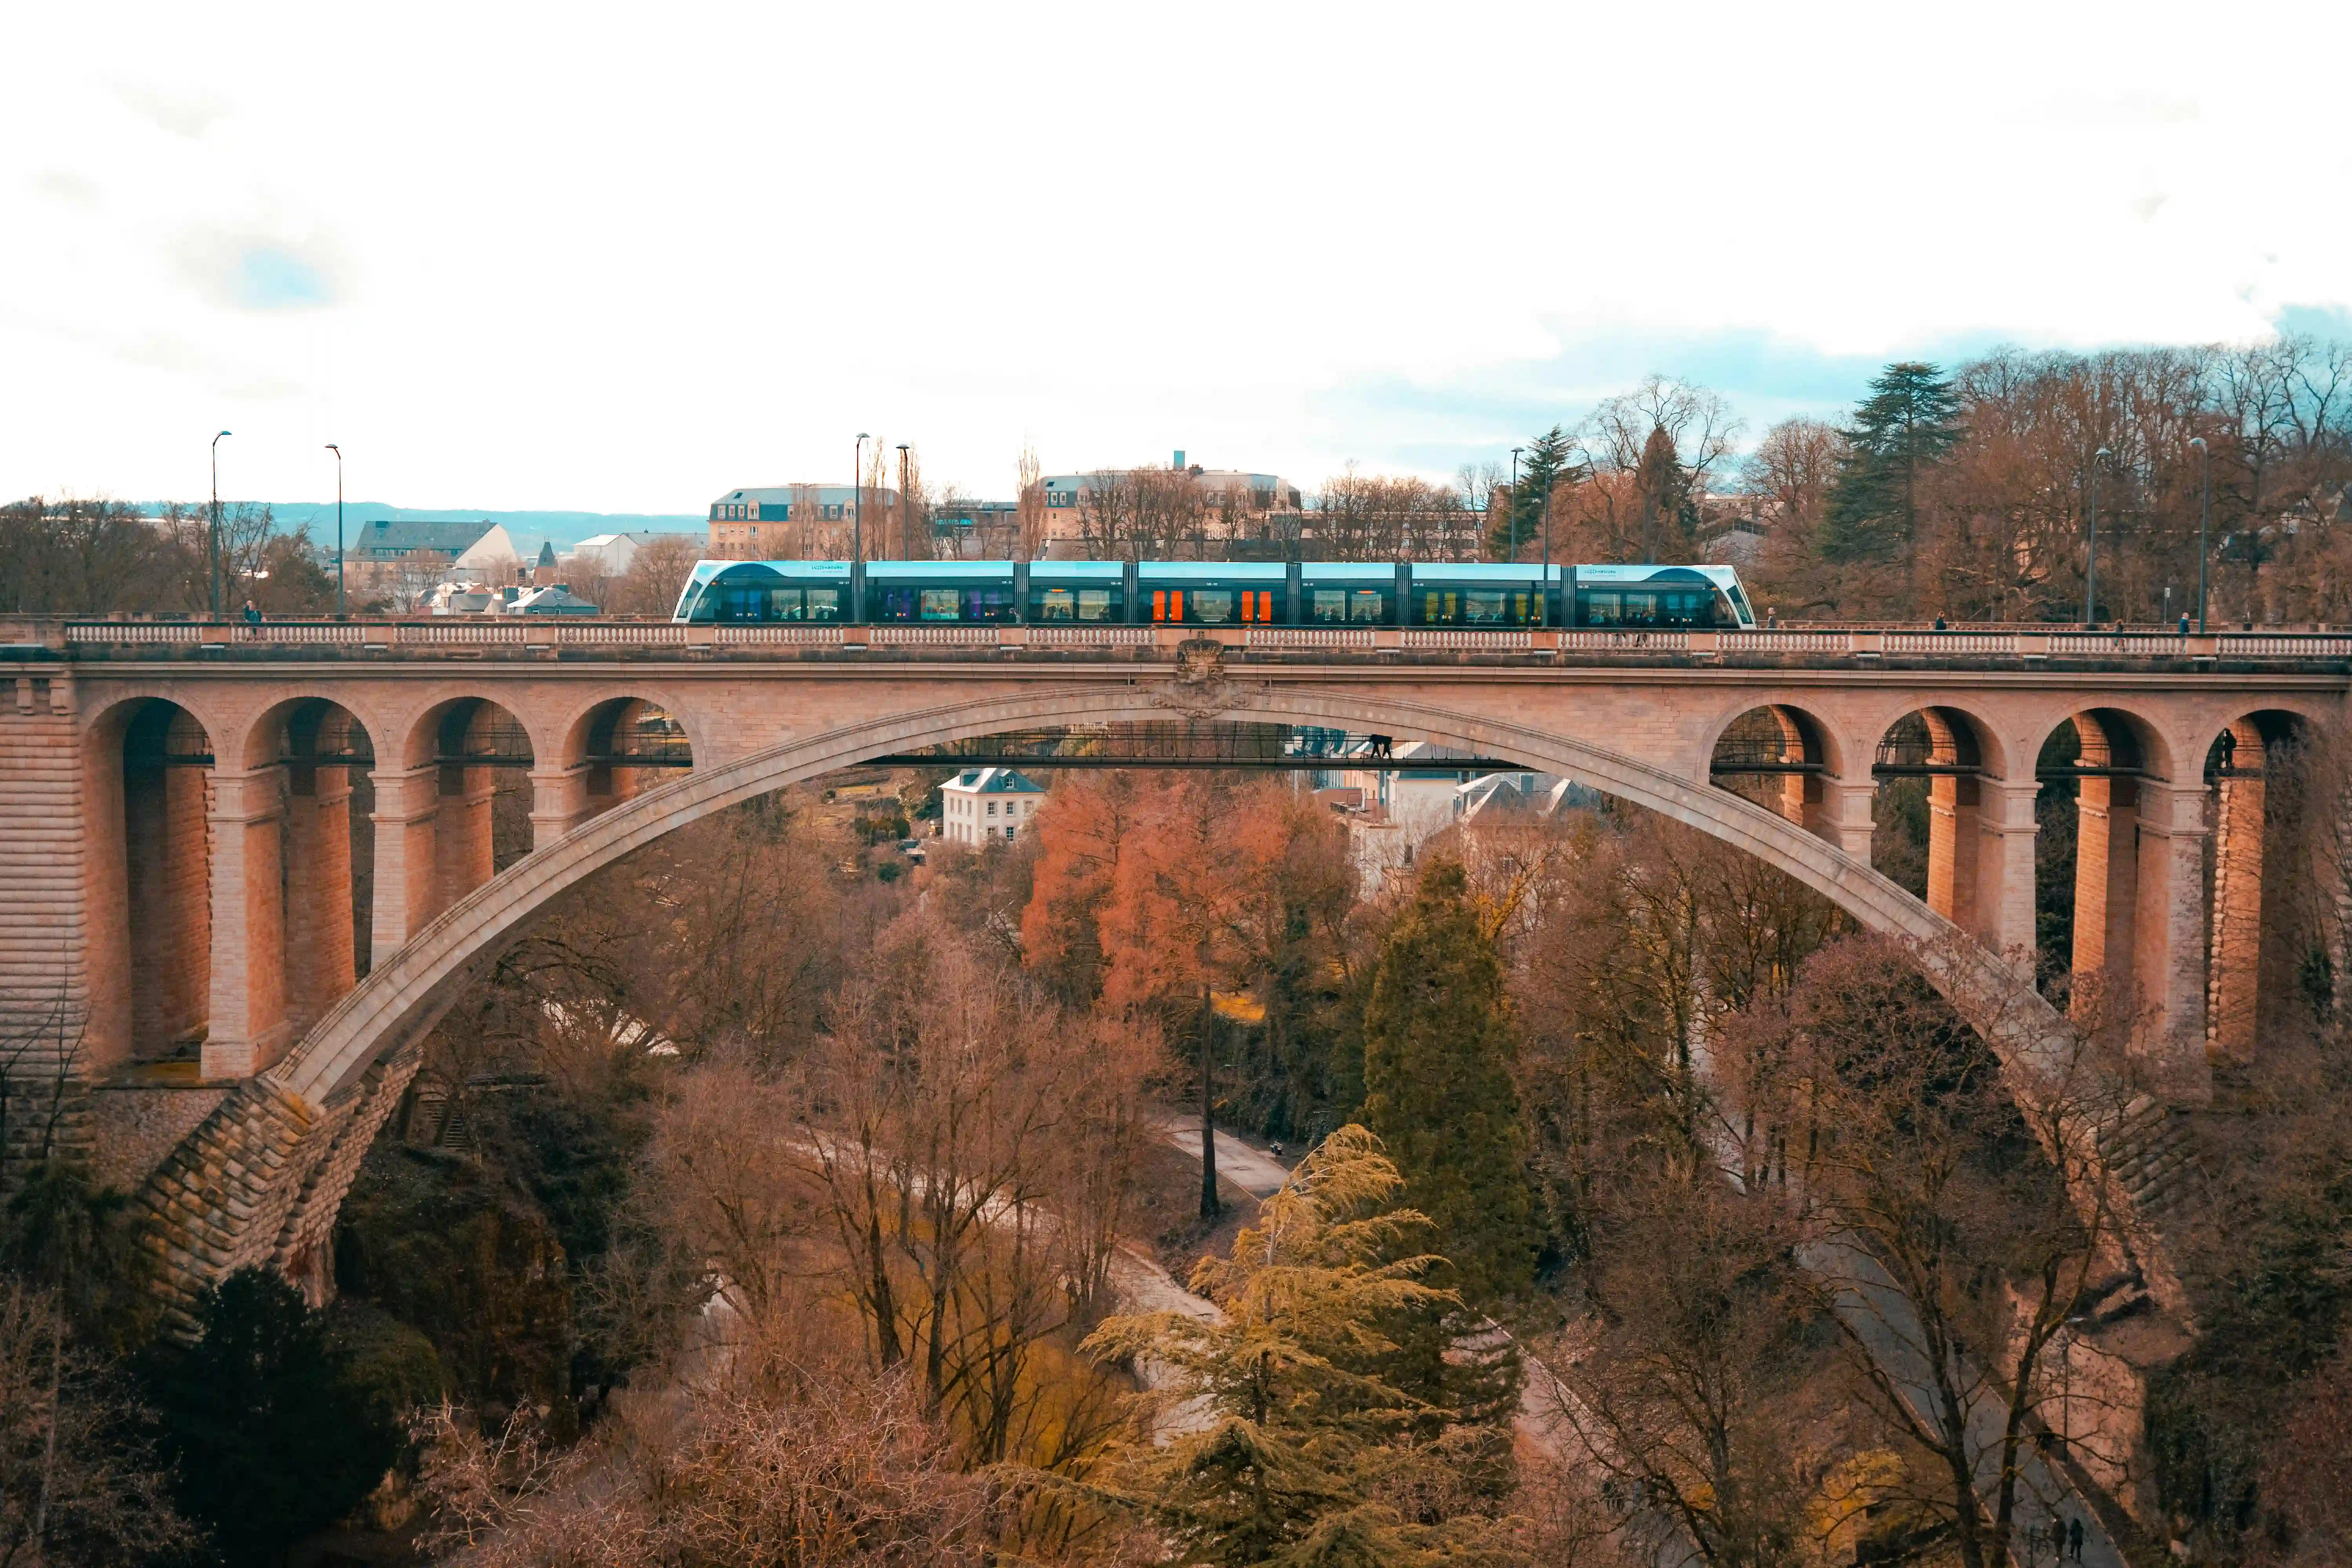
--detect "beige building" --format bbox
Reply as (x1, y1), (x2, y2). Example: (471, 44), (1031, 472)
(708, 484), (902, 560)
(1037, 457), (1303, 555)
(939, 767), (1047, 847)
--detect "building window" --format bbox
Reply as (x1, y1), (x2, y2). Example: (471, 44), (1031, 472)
(987, 801), (997, 816)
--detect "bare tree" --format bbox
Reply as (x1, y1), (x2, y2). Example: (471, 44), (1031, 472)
(801, 911), (1147, 1465)
(0, 1282), (196, 1568)
(1773, 937), (2130, 1568)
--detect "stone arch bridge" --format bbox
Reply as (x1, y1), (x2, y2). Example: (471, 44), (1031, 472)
(1, 617), (2345, 1324)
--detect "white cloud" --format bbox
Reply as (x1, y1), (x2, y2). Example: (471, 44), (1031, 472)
(2, 0), (2347, 511)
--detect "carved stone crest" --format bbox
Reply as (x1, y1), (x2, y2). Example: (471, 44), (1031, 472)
(1150, 637), (1262, 720)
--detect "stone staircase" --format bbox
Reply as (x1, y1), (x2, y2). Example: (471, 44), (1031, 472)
(2084, 1093), (2203, 1325)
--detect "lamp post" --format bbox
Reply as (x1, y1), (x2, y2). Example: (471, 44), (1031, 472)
(325, 444), (345, 617)
(2189, 436), (2211, 633)
(853, 432), (870, 567)
(1508, 446), (1522, 562)
(2084, 446), (2110, 628)
(209, 430), (232, 616)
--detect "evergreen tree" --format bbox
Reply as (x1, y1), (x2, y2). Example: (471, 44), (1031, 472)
(1360, 862), (1537, 1301)
(147, 1269), (401, 1566)
(1633, 422), (1693, 562)
(1492, 425), (1573, 560)
(1820, 361), (1964, 562)
(1080, 1127), (1521, 1566)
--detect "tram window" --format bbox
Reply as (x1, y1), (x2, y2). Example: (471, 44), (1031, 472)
(805, 588), (840, 621)
(1037, 587), (1076, 621)
(966, 587), (1016, 622)
(766, 588), (803, 620)
(1191, 590), (1235, 624)
(1078, 588), (1112, 621)
(1312, 589), (1345, 622)
(919, 588), (962, 621)
(1463, 590), (1508, 624)
(1348, 589), (1387, 623)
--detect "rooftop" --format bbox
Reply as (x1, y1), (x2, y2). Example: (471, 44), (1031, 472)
(944, 767), (1047, 795)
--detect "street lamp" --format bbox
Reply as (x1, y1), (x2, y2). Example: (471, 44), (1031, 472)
(2084, 446), (2110, 628)
(2189, 436), (2211, 633)
(325, 444), (345, 617)
(1508, 446), (1522, 562)
(209, 430), (232, 617)
(853, 432), (870, 568)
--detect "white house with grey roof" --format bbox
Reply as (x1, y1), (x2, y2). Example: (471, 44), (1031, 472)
(938, 768), (1047, 848)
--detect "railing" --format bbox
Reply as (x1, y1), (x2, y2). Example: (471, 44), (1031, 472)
(2047, 633), (2188, 657)
(2217, 633), (2352, 657)
(1558, 628), (1688, 652)
(393, 621), (530, 644)
(1025, 625), (1154, 647)
(1718, 630), (1852, 653)
(64, 622), (202, 644)
(866, 625), (1006, 645)
(545, 622), (688, 646)
(1404, 628), (1532, 650)
(1881, 632), (2019, 654)
(1247, 627), (1376, 649)
(37, 619), (2352, 662)
(713, 624), (844, 646)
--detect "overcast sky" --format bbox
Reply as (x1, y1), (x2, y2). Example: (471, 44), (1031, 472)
(5, 1), (2348, 514)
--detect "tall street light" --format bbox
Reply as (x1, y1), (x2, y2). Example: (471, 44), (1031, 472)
(1508, 446), (1522, 562)
(2084, 446), (2110, 628)
(210, 430), (232, 616)
(2189, 436), (2211, 633)
(853, 432), (870, 568)
(325, 444), (345, 617)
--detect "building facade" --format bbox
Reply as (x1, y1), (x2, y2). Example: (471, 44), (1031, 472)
(939, 767), (1046, 847)
(708, 485), (902, 560)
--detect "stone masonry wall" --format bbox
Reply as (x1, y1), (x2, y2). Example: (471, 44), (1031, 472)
(0, 676), (92, 1172)
(84, 1083), (230, 1195)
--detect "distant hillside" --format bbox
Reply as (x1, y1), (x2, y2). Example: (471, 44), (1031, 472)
(134, 502), (706, 555)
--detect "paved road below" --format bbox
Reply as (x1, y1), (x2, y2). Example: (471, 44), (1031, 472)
(1149, 1111), (1293, 1198)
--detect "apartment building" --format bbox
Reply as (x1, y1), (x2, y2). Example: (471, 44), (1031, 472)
(707, 485), (902, 559)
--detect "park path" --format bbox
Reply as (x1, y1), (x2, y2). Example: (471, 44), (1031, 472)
(1148, 1110), (1292, 1197)
(1807, 1234), (2125, 1568)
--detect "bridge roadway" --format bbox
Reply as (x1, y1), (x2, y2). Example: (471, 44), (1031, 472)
(0, 615), (2346, 1332)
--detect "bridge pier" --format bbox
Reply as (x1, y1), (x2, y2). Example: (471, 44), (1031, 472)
(2135, 781), (2212, 1094)
(529, 762), (591, 846)
(2207, 724), (2266, 1062)
(2071, 773), (2139, 1007)
(369, 764), (439, 955)
(1976, 779), (2041, 971)
(120, 721), (210, 1063)
(202, 769), (292, 1080)
(432, 762), (497, 917)
(1926, 773), (1983, 930)
(1824, 776), (1877, 859)
(282, 763), (356, 1040)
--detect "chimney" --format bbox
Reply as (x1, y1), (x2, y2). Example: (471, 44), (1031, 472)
(1172, 450), (1185, 470)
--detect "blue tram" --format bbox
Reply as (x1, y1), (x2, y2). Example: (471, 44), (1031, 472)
(671, 558), (1758, 631)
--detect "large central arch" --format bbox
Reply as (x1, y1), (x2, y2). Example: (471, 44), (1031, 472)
(273, 680), (2076, 1113)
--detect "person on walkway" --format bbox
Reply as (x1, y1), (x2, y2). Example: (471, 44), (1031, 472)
(1933, 613), (1949, 630)
(241, 598), (261, 624)
(2069, 1516), (2084, 1561)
